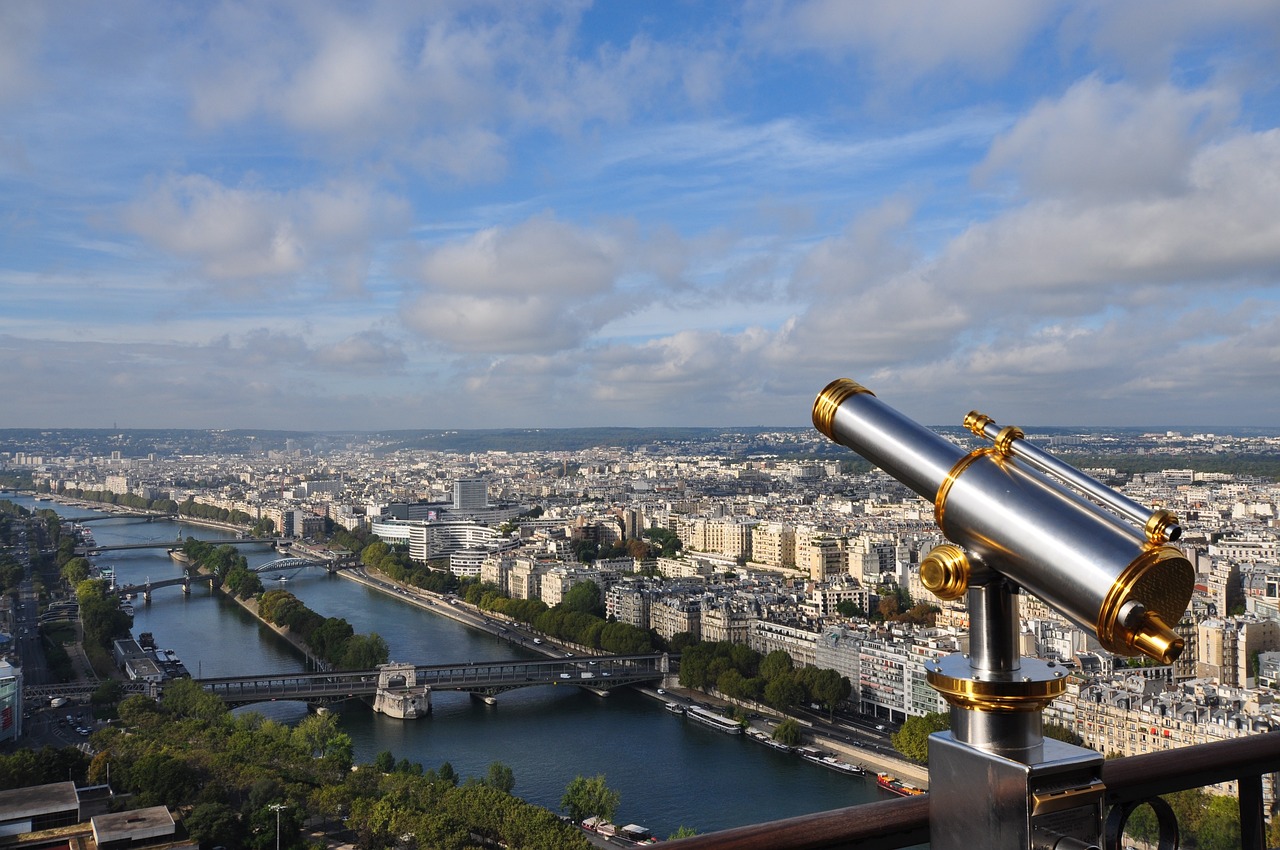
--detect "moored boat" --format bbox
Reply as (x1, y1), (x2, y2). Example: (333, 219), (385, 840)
(747, 728), (793, 753)
(800, 751), (865, 775)
(685, 704), (743, 734)
(876, 773), (926, 796)
(664, 701), (685, 715)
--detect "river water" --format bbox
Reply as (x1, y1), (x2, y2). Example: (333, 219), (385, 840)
(20, 496), (898, 838)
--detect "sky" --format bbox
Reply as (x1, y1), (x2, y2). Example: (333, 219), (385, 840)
(3, 1), (1280, 432)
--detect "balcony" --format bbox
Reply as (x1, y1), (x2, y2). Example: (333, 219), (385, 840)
(669, 731), (1280, 849)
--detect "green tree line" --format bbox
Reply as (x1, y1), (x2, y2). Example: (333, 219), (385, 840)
(258, 589), (388, 670)
(65, 679), (595, 850)
(58, 488), (180, 514)
(678, 642), (851, 714)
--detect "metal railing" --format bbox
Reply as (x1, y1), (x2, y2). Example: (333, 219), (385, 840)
(668, 732), (1280, 849)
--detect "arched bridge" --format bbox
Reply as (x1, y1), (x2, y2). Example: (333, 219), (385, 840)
(117, 557), (342, 600)
(195, 653), (676, 715)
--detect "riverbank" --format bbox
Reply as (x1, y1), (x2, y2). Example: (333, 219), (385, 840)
(193, 565), (331, 671)
(339, 566), (930, 788)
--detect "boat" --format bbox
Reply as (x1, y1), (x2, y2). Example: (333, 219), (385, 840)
(618, 823), (659, 844)
(664, 702), (686, 715)
(800, 750), (865, 775)
(685, 705), (743, 734)
(876, 773), (926, 796)
(747, 728), (793, 753)
(275, 575), (290, 583)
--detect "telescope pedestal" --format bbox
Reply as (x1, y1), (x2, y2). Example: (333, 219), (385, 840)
(929, 733), (1104, 850)
(926, 582), (1105, 850)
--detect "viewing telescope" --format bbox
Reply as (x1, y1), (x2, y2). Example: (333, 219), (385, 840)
(813, 378), (1196, 850)
(812, 378), (1193, 665)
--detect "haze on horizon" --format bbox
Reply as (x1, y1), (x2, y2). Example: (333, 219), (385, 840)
(2, 2), (1279, 432)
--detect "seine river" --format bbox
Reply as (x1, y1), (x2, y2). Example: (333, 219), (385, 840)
(20, 496), (900, 838)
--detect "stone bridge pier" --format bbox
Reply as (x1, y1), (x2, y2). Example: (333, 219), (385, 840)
(372, 663), (431, 719)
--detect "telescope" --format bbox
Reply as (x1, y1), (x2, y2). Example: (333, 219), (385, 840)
(813, 379), (1195, 850)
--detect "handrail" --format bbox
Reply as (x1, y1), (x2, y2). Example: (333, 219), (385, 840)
(666, 732), (1280, 849)
(665, 795), (929, 850)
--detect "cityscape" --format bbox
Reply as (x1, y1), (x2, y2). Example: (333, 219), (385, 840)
(4, 2), (1280, 849)
(2, 418), (1280, 846)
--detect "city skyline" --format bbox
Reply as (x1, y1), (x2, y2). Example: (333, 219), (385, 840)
(3, 2), (1280, 431)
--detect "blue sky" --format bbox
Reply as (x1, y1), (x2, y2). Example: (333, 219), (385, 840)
(3, 1), (1279, 430)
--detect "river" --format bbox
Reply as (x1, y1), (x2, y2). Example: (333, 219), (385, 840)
(18, 495), (900, 838)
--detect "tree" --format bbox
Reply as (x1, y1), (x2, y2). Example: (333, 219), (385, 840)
(759, 650), (794, 682)
(340, 632), (389, 669)
(669, 826), (700, 839)
(763, 672), (805, 711)
(773, 718), (803, 747)
(486, 762), (515, 794)
(185, 801), (244, 850)
(891, 712), (950, 763)
(807, 668), (851, 717)
(560, 774), (620, 824)
(161, 677), (227, 723)
(563, 580), (604, 617)
(61, 556), (92, 586)
(835, 599), (865, 619)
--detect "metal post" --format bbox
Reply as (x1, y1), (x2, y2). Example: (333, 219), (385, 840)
(269, 802), (285, 850)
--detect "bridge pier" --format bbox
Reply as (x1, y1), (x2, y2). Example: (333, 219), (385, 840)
(182, 578), (190, 595)
(372, 663), (432, 719)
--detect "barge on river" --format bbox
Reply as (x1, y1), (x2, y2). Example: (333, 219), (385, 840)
(685, 704), (743, 734)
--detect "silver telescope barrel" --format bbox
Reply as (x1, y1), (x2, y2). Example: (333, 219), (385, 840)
(813, 379), (1194, 664)
(963, 411), (1181, 544)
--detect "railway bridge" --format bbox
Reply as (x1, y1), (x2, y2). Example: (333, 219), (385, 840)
(194, 653), (676, 718)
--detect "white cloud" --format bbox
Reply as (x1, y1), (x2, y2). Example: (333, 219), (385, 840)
(749, 0), (1060, 81)
(404, 213), (631, 354)
(122, 174), (407, 294)
(975, 77), (1238, 201)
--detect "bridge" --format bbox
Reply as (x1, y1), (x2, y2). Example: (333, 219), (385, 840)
(194, 653), (675, 716)
(80, 538), (286, 555)
(116, 557), (340, 601)
(62, 511), (176, 523)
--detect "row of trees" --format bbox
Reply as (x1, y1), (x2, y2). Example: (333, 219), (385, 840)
(258, 588), (389, 670)
(360, 541), (460, 595)
(76, 578), (132, 654)
(57, 679), (599, 850)
(466, 580), (658, 655)
(678, 643), (851, 715)
(178, 497), (254, 526)
(57, 488), (180, 515)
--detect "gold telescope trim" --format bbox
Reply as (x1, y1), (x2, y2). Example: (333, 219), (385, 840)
(920, 544), (971, 601)
(812, 379), (874, 440)
(964, 410), (994, 438)
(1144, 509), (1182, 545)
(994, 425), (1024, 455)
(934, 447), (995, 535)
(926, 655), (1064, 711)
(1096, 545), (1194, 664)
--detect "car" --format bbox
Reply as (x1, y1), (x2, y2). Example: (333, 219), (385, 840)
(656, 688), (666, 695)
(875, 724), (886, 731)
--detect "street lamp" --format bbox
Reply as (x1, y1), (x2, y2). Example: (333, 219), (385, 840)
(268, 803), (286, 850)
